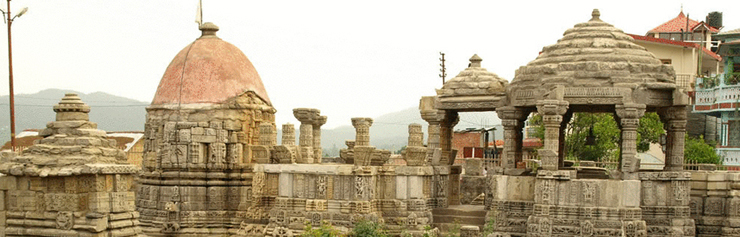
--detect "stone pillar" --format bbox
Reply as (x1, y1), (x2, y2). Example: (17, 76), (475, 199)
(420, 96), (444, 164)
(536, 100), (568, 171)
(313, 116), (327, 161)
(352, 117), (373, 146)
(254, 123), (276, 164)
(439, 111), (459, 166)
(660, 106), (688, 171)
(422, 111), (444, 163)
(259, 123), (277, 146)
(405, 124), (427, 166)
(282, 123), (295, 146)
(352, 118), (375, 166)
(408, 124), (424, 147)
(497, 106), (526, 170)
(294, 108), (320, 163)
(616, 104), (646, 179)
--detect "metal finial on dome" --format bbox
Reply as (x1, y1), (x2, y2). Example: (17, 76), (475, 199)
(199, 22), (219, 38)
(591, 9), (601, 21)
(469, 54), (482, 68)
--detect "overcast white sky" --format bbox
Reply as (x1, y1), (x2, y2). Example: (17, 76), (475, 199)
(0, 0), (738, 129)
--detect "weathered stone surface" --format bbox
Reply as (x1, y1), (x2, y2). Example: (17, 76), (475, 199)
(0, 94), (141, 236)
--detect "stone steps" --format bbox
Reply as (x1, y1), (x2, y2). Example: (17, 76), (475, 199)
(432, 205), (487, 234)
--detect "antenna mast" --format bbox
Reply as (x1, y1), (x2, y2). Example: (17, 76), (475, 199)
(439, 52), (447, 84)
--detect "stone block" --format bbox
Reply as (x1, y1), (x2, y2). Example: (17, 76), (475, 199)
(178, 129), (191, 142)
(621, 180), (641, 207)
(0, 176), (16, 190)
(192, 135), (216, 143)
(691, 171), (708, 181)
(707, 172), (728, 182)
(691, 180), (707, 190)
(89, 192), (111, 213)
(706, 182), (729, 191)
(191, 126), (204, 135)
(408, 176), (423, 199)
(223, 120), (242, 131)
(217, 129), (229, 143)
(463, 158), (484, 176)
(279, 173), (293, 197)
(210, 121), (223, 129)
(251, 145), (270, 164)
(227, 144), (244, 164)
(110, 192), (136, 212)
(176, 121), (197, 129)
(396, 176), (408, 200)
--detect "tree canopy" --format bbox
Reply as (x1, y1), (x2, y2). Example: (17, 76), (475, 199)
(527, 112), (665, 161)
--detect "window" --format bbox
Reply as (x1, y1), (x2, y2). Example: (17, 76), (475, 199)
(660, 59), (672, 65)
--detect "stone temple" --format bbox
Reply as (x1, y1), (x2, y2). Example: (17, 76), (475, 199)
(0, 8), (739, 237)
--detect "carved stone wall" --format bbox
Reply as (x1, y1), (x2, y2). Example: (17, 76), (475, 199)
(689, 171), (740, 237)
(138, 91), (275, 236)
(640, 171), (694, 237)
(485, 175), (535, 236)
(257, 164), (434, 236)
(527, 171), (646, 237)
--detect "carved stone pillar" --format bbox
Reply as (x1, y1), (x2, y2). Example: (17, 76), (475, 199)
(351, 117), (374, 166)
(616, 104), (646, 179)
(405, 124), (428, 166)
(294, 108), (321, 163)
(254, 123), (276, 164)
(351, 117), (373, 146)
(536, 100), (568, 171)
(421, 110), (445, 164)
(282, 124), (295, 146)
(439, 111), (459, 166)
(497, 106), (527, 169)
(660, 106), (688, 171)
(313, 116), (327, 161)
(259, 123), (277, 146)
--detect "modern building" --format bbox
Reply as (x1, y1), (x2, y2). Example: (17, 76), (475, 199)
(634, 10), (723, 90)
(694, 28), (740, 166)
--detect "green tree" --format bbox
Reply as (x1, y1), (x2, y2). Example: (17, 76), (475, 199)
(637, 112), (665, 152)
(684, 135), (721, 164)
(564, 113), (620, 161)
(526, 112), (665, 161)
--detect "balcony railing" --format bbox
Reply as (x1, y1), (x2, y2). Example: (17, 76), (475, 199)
(718, 148), (740, 168)
(695, 74), (740, 105)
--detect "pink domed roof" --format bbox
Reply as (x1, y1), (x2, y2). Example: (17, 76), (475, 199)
(152, 23), (271, 105)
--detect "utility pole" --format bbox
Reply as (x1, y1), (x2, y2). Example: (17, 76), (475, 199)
(439, 52), (447, 84)
(1, 1), (27, 150)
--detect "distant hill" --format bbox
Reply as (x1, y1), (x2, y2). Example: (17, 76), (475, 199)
(0, 89), (148, 143)
(0, 90), (504, 156)
(279, 106), (504, 156)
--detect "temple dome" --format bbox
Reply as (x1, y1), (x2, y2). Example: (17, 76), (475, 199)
(438, 54), (508, 96)
(509, 9), (675, 92)
(152, 22), (271, 105)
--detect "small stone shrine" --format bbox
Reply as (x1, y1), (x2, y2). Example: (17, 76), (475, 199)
(477, 9), (693, 237)
(0, 94), (141, 236)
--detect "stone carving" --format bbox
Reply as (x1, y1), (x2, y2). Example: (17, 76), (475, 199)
(0, 94), (142, 236)
(404, 124), (428, 166)
(352, 118), (376, 166)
